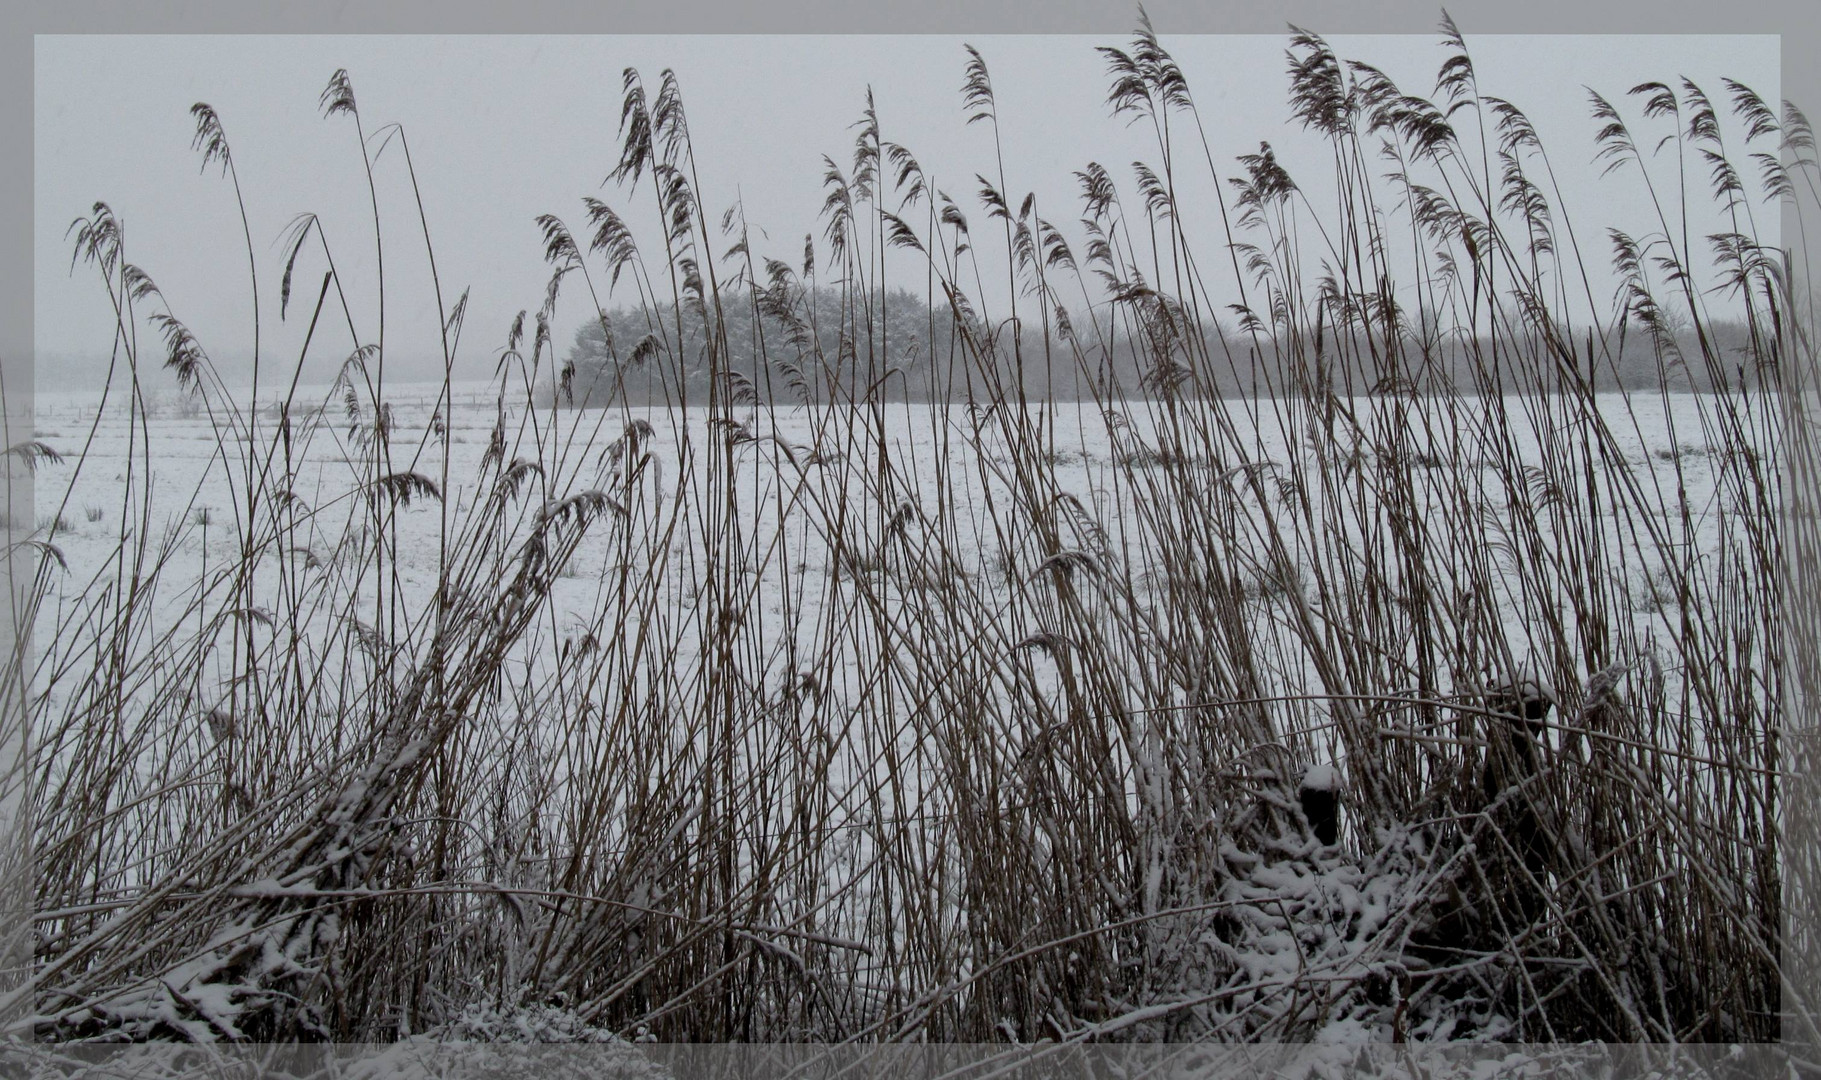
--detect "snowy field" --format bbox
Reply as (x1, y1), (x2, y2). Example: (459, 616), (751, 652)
(29, 380), (1762, 729)
(20, 375), (1780, 1043)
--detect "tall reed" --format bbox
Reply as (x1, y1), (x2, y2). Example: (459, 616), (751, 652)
(7, 13), (1806, 1047)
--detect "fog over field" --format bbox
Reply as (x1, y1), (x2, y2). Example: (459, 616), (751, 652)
(8, 12), (1812, 1070)
(32, 33), (1776, 387)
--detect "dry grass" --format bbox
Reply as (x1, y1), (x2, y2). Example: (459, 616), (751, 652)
(2, 13), (1808, 1048)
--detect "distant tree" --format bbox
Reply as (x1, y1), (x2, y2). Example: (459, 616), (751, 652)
(561, 285), (1759, 407)
(563, 286), (984, 406)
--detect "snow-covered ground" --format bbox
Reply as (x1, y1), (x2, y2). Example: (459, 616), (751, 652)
(21, 379), (1777, 1042)
(28, 381), (1762, 733)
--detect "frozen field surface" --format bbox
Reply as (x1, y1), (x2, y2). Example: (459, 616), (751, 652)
(22, 375), (1780, 1044)
(30, 382), (1761, 718)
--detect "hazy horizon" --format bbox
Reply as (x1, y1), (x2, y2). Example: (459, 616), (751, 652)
(34, 32), (1778, 392)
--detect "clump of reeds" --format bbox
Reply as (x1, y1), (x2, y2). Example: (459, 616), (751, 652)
(4, 8), (1808, 1050)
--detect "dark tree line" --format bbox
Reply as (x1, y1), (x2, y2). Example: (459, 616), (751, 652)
(562, 284), (1767, 407)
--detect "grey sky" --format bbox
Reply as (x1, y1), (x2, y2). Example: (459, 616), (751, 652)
(34, 32), (1778, 389)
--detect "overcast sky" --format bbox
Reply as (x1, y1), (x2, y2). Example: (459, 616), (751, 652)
(35, 32), (1778, 390)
